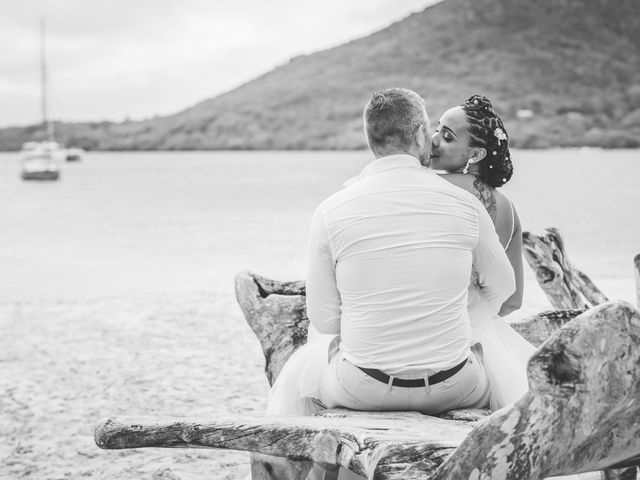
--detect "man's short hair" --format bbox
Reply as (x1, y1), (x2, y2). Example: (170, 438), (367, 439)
(364, 88), (426, 151)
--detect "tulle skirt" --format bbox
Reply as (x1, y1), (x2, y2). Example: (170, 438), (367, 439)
(467, 295), (535, 410)
(266, 328), (338, 416)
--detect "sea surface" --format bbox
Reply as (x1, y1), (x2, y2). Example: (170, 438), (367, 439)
(1, 149), (639, 479)
(1, 149), (639, 307)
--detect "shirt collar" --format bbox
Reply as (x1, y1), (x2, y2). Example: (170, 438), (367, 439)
(343, 154), (427, 187)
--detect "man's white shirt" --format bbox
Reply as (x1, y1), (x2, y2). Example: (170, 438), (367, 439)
(306, 154), (515, 375)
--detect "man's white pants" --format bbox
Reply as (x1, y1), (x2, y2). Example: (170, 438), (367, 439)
(319, 350), (490, 415)
(305, 351), (490, 480)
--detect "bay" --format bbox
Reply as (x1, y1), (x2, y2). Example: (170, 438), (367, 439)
(1, 149), (638, 306)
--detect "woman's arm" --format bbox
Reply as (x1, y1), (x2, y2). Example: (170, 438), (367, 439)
(498, 206), (524, 316)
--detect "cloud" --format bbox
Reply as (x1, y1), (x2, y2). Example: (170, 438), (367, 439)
(0, 0), (438, 126)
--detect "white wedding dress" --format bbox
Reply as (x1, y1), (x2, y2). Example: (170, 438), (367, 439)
(467, 279), (535, 410)
(266, 327), (336, 416)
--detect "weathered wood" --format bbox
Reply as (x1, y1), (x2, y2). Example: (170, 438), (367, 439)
(250, 454), (312, 480)
(510, 308), (585, 347)
(430, 301), (640, 479)
(604, 467), (640, 480)
(235, 270), (308, 385)
(94, 301), (640, 479)
(522, 228), (609, 309)
(235, 271), (311, 479)
(95, 411), (473, 480)
(521, 234), (638, 480)
(635, 254), (640, 310)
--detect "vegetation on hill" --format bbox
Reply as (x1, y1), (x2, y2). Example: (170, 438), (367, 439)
(1, 0), (639, 151)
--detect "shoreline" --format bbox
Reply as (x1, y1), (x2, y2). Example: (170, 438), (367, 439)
(2, 146), (640, 154)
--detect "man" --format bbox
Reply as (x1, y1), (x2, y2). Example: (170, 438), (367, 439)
(306, 87), (514, 420)
(304, 88), (514, 479)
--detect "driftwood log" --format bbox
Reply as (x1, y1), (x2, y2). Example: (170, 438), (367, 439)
(95, 228), (640, 480)
(635, 254), (640, 309)
(96, 279), (640, 479)
(522, 228), (608, 309)
(234, 272), (307, 386)
(519, 228), (639, 480)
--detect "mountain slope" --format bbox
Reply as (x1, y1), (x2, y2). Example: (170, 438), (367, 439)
(2, 0), (640, 150)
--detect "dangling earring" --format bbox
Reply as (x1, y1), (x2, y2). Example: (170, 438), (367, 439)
(463, 158), (473, 175)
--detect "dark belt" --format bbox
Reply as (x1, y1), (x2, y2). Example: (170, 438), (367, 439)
(356, 357), (468, 388)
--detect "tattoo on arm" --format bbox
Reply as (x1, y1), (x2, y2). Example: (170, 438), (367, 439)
(473, 178), (497, 222)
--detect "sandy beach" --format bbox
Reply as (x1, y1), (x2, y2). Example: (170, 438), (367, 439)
(0, 291), (268, 480)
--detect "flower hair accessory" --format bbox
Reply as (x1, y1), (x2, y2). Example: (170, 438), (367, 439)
(494, 127), (507, 145)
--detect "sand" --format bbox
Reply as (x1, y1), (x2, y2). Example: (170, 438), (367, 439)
(0, 292), (267, 480)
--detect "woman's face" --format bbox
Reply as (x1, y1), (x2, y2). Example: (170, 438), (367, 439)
(429, 106), (473, 172)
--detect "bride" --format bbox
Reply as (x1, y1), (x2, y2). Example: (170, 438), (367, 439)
(429, 94), (533, 409)
(267, 94), (533, 417)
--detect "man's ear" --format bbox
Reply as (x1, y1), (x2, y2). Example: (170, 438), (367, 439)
(415, 124), (427, 148)
(469, 148), (487, 163)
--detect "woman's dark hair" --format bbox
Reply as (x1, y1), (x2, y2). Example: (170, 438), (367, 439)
(462, 95), (513, 187)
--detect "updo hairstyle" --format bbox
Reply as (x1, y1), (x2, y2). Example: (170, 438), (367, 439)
(462, 95), (513, 187)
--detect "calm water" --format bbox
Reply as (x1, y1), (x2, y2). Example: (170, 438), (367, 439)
(1, 149), (639, 307)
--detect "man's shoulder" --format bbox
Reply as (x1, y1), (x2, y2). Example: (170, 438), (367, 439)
(321, 172), (381, 202)
(317, 168), (482, 214)
(314, 185), (355, 218)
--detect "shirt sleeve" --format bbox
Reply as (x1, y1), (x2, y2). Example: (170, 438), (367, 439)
(472, 201), (516, 314)
(306, 206), (341, 334)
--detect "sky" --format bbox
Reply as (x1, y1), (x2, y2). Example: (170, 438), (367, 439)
(0, 0), (439, 128)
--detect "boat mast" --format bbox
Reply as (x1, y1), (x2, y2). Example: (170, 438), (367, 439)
(40, 19), (54, 142)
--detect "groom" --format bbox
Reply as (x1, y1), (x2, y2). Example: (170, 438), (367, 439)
(306, 88), (514, 445)
(304, 88), (514, 479)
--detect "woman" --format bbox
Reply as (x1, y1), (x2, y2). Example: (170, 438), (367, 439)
(268, 95), (532, 417)
(430, 94), (534, 409)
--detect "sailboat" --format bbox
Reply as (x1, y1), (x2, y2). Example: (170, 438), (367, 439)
(65, 147), (84, 162)
(21, 20), (62, 181)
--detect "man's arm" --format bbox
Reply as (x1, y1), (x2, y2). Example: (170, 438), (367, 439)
(306, 207), (341, 335)
(473, 203), (516, 315)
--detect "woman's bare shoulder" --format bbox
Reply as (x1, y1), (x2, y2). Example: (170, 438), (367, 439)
(438, 174), (517, 231)
(493, 189), (519, 219)
(438, 173), (476, 191)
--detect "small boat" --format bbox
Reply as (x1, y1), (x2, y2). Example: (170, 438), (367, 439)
(21, 20), (61, 181)
(21, 141), (61, 180)
(65, 147), (84, 162)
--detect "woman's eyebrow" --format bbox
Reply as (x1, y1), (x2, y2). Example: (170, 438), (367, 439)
(442, 125), (457, 137)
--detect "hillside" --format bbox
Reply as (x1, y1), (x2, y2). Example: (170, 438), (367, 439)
(2, 0), (640, 150)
